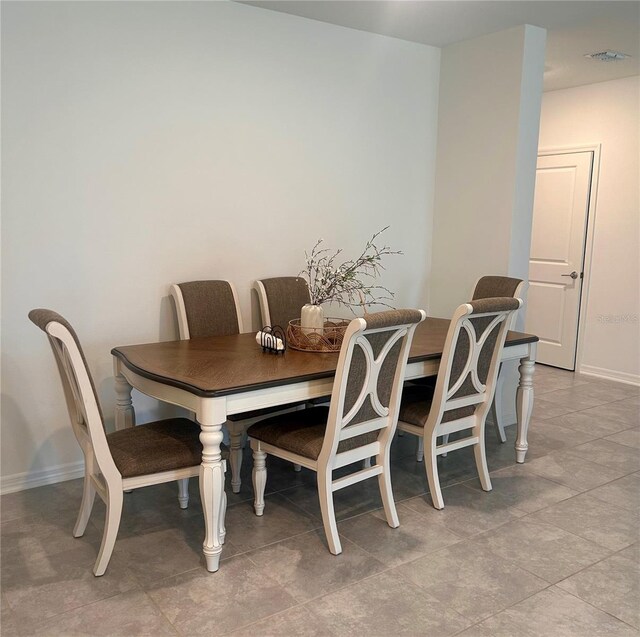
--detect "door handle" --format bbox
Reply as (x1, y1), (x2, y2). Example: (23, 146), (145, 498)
(561, 271), (579, 280)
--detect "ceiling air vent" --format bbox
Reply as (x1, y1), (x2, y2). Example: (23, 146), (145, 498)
(585, 50), (631, 62)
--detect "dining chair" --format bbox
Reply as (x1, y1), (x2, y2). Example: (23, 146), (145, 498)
(247, 308), (426, 554)
(253, 276), (311, 331)
(413, 275), (525, 461)
(29, 309), (227, 576)
(472, 276), (525, 443)
(170, 280), (249, 493)
(397, 297), (522, 509)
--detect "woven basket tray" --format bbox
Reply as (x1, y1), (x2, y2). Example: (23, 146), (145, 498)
(287, 318), (350, 352)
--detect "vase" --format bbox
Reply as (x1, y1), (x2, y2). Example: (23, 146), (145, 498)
(301, 303), (324, 335)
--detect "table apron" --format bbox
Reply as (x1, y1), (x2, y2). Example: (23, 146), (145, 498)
(115, 361), (203, 414)
(114, 341), (531, 420)
(501, 342), (531, 361)
(225, 378), (334, 416)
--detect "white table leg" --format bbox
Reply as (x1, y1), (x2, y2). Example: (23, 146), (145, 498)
(197, 399), (227, 573)
(113, 360), (135, 431)
(515, 343), (536, 463)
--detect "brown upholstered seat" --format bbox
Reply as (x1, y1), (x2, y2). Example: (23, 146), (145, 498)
(108, 418), (228, 478)
(247, 407), (378, 461)
(399, 385), (475, 428)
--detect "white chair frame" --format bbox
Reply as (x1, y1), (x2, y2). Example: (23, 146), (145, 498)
(41, 318), (226, 576)
(400, 300), (522, 509)
(475, 278), (527, 444)
(253, 279), (273, 328)
(250, 310), (426, 554)
(415, 278), (526, 462)
(170, 281), (248, 493)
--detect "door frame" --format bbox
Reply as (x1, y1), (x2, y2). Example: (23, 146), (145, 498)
(536, 143), (601, 374)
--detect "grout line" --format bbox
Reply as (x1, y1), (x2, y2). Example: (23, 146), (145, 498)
(143, 590), (182, 636)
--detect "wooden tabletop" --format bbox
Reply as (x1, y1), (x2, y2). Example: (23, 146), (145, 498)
(112, 317), (538, 398)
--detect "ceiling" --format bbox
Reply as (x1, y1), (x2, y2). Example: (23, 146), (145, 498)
(240, 1), (640, 91)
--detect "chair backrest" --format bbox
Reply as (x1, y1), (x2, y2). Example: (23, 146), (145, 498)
(472, 276), (525, 329)
(170, 280), (243, 339)
(253, 277), (311, 329)
(28, 309), (119, 478)
(430, 297), (523, 427)
(320, 309), (426, 464)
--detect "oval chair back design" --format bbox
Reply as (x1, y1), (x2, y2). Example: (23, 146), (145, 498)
(247, 307), (426, 556)
(397, 297), (522, 510)
(431, 297), (523, 425)
(320, 309), (427, 467)
(170, 280), (243, 339)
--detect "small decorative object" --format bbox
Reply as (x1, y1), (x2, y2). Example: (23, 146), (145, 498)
(287, 318), (351, 353)
(297, 226), (401, 343)
(256, 326), (286, 354)
(300, 303), (325, 335)
(301, 226), (400, 315)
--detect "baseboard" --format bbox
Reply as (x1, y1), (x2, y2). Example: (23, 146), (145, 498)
(578, 364), (640, 387)
(1, 460), (84, 495)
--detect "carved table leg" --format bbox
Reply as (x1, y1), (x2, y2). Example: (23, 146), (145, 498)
(198, 399), (227, 573)
(515, 343), (536, 463)
(113, 360), (135, 431)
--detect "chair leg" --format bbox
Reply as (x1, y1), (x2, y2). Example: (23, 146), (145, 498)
(252, 445), (267, 516)
(73, 456), (96, 538)
(492, 372), (507, 443)
(378, 455), (399, 529)
(73, 449), (96, 537)
(441, 433), (449, 457)
(228, 422), (244, 494)
(317, 470), (341, 555)
(416, 436), (424, 462)
(363, 457), (372, 469)
(474, 433), (492, 492)
(425, 436), (444, 510)
(294, 404), (306, 472)
(93, 487), (123, 577)
(177, 478), (189, 509)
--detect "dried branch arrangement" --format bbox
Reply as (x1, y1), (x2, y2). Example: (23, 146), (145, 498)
(301, 227), (402, 311)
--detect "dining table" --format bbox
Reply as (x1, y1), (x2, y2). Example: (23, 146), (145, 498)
(111, 317), (538, 573)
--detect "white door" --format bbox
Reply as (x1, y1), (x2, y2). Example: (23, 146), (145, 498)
(525, 151), (593, 370)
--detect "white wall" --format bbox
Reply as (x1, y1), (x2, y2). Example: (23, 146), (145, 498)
(429, 25), (546, 318)
(429, 25), (546, 425)
(539, 76), (640, 383)
(1, 2), (440, 490)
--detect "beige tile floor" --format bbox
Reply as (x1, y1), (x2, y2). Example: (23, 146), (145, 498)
(1, 365), (639, 636)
